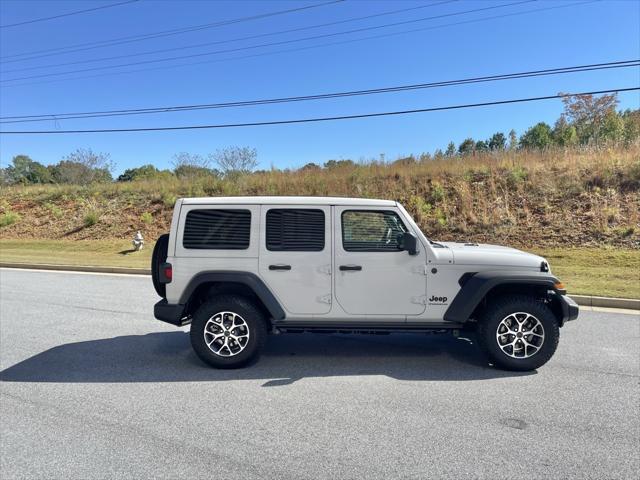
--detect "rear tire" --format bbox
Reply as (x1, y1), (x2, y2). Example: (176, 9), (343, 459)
(151, 234), (169, 297)
(476, 294), (559, 371)
(190, 295), (267, 369)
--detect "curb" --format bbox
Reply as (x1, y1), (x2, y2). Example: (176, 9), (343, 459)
(1, 262), (638, 311)
(570, 294), (640, 311)
(0, 262), (150, 276)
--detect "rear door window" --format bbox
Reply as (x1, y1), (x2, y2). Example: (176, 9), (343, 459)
(266, 208), (325, 251)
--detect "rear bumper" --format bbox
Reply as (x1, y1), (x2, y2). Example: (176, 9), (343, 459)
(154, 299), (189, 326)
(558, 294), (579, 324)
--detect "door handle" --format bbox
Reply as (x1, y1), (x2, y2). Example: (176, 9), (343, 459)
(339, 265), (362, 271)
(269, 264), (291, 271)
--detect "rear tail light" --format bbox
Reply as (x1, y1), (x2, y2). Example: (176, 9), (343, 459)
(160, 263), (172, 283)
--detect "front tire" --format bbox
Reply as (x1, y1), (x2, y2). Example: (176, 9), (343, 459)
(476, 294), (560, 371)
(190, 295), (267, 369)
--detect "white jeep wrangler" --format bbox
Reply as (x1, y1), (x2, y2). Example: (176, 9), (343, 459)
(152, 196), (578, 371)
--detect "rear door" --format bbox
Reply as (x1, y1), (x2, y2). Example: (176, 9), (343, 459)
(259, 205), (332, 315)
(334, 207), (426, 316)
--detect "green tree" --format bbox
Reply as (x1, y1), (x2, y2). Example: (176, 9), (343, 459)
(475, 140), (489, 152)
(445, 141), (456, 157)
(621, 109), (640, 145)
(560, 92), (619, 144)
(519, 122), (553, 149)
(324, 159), (355, 169)
(172, 152), (218, 178)
(51, 148), (114, 184)
(4, 155), (52, 184)
(551, 115), (578, 146)
(50, 160), (112, 184)
(300, 162), (321, 171)
(488, 132), (506, 150)
(600, 110), (625, 143)
(458, 138), (476, 155)
(508, 129), (518, 150)
(117, 164), (173, 182)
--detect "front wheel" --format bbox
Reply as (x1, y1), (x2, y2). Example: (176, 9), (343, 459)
(190, 295), (267, 369)
(476, 294), (560, 371)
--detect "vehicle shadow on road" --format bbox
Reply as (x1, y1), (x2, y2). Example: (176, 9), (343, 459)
(0, 331), (534, 385)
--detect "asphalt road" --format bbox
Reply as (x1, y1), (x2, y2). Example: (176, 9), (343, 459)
(1, 268), (638, 480)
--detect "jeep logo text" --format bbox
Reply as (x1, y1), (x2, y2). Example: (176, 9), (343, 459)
(428, 295), (448, 304)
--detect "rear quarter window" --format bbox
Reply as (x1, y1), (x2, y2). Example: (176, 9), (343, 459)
(183, 209), (251, 249)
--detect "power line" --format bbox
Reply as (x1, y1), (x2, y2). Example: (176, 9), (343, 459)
(1, 1), (458, 74)
(0, 0), (599, 88)
(1, 61), (637, 123)
(1, 87), (636, 135)
(0, 0), (345, 62)
(0, 0), (535, 83)
(0, 0), (141, 29)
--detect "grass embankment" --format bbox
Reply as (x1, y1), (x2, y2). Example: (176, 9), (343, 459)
(1, 240), (638, 299)
(1, 146), (639, 248)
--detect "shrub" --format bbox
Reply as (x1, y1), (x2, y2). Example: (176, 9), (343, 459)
(614, 226), (635, 237)
(161, 191), (177, 208)
(140, 211), (153, 224)
(44, 202), (63, 218)
(509, 165), (528, 184)
(83, 211), (99, 227)
(430, 182), (445, 203)
(0, 211), (20, 227)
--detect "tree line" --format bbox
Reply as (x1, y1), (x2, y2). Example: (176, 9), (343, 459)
(438, 93), (638, 157)
(1, 93), (638, 186)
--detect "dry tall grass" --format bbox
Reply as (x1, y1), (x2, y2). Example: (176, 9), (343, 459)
(1, 145), (639, 247)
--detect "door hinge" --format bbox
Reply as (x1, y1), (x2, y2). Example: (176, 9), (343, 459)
(318, 264), (332, 275)
(411, 295), (427, 305)
(317, 294), (332, 304)
(412, 265), (429, 275)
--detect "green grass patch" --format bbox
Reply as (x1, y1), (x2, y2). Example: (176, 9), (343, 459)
(0, 241), (637, 299)
(83, 211), (99, 227)
(0, 239), (152, 269)
(0, 211), (20, 227)
(140, 211), (153, 224)
(532, 247), (640, 299)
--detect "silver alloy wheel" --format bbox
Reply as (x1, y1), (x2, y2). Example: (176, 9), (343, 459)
(496, 312), (545, 359)
(204, 311), (250, 357)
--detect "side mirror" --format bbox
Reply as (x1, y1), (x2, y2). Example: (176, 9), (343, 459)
(397, 232), (418, 255)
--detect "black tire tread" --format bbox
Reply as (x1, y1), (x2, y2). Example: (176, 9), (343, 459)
(477, 294), (559, 371)
(190, 294), (267, 369)
(151, 233), (169, 297)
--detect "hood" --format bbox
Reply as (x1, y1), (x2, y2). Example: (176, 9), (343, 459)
(439, 242), (546, 269)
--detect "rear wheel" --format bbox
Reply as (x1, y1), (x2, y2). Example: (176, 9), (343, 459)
(151, 233), (169, 297)
(476, 294), (559, 371)
(190, 295), (267, 368)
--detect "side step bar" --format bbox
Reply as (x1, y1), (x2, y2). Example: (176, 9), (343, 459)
(272, 322), (465, 335)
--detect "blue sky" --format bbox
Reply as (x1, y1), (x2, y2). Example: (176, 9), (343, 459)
(0, 0), (638, 174)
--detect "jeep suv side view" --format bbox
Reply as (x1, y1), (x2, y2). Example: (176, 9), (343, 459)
(152, 197), (578, 371)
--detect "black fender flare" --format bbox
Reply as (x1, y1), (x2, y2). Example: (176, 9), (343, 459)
(443, 270), (559, 323)
(180, 271), (286, 320)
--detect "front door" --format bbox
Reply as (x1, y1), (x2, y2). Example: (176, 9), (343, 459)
(259, 205), (332, 315)
(334, 207), (426, 316)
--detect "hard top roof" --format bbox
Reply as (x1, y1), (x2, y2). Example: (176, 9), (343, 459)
(180, 196), (397, 206)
